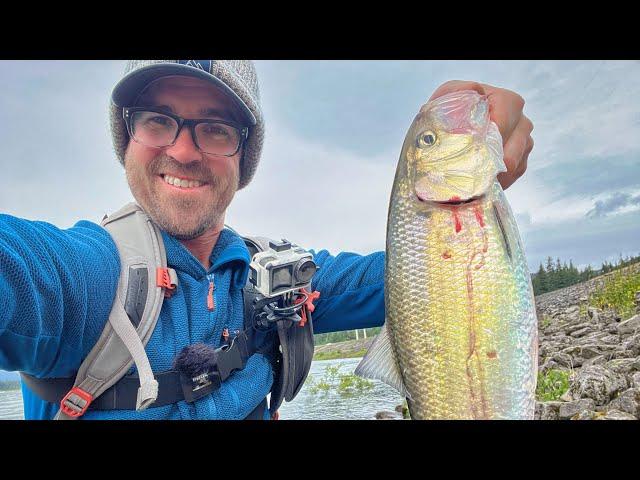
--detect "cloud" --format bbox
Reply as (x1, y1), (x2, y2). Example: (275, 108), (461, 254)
(586, 192), (640, 218)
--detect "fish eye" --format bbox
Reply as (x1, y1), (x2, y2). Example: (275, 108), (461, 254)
(417, 131), (437, 148)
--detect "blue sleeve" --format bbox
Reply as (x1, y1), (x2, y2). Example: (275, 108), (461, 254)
(308, 249), (385, 334)
(0, 215), (120, 377)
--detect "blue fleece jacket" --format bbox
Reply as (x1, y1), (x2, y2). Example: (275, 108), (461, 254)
(0, 213), (385, 419)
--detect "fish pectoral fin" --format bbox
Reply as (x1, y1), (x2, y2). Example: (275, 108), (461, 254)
(354, 324), (412, 400)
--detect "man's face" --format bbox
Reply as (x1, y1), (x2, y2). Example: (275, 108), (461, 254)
(124, 76), (243, 240)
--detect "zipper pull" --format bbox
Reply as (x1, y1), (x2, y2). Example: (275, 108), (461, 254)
(207, 274), (215, 311)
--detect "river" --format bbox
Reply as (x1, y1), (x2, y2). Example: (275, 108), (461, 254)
(0, 358), (405, 420)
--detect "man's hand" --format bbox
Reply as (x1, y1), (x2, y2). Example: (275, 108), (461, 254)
(428, 80), (534, 190)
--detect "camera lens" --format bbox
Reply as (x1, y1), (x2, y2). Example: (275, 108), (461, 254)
(294, 259), (317, 284)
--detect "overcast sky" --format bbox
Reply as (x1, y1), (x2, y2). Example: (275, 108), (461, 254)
(1, 60), (638, 271)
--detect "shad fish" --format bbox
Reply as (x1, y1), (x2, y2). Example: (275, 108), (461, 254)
(355, 90), (538, 419)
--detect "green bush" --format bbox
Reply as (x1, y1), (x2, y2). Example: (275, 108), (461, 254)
(590, 269), (640, 320)
(536, 369), (571, 401)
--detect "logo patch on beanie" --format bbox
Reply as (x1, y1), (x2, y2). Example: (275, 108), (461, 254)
(179, 60), (212, 72)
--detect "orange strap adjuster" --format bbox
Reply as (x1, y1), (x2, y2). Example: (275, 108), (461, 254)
(156, 267), (177, 298)
(294, 288), (321, 327)
(60, 387), (93, 418)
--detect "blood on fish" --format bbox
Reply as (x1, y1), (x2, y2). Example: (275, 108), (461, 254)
(442, 251), (451, 259)
(452, 210), (462, 233)
(486, 351), (498, 359)
(474, 206), (485, 227)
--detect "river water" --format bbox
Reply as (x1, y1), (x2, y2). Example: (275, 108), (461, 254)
(0, 358), (405, 420)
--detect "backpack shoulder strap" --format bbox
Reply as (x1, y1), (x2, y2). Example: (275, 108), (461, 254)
(54, 202), (176, 419)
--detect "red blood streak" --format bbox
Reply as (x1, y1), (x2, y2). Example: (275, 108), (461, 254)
(474, 206), (485, 227)
(450, 196), (462, 202)
(452, 210), (462, 233)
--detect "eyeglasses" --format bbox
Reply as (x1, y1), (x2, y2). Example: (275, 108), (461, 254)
(123, 107), (249, 157)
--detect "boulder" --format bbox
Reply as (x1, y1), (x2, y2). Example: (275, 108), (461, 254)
(375, 411), (403, 420)
(605, 358), (639, 374)
(551, 353), (574, 369)
(571, 410), (598, 420)
(606, 388), (640, 417)
(570, 365), (628, 405)
(617, 314), (640, 335)
(594, 409), (637, 420)
(537, 401), (562, 420)
(582, 355), (608, 368)
(559, 399), (596, 419)
(631, 372), (640, 389)
(570, 327), (593, 338)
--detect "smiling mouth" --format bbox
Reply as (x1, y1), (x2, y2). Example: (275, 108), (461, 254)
(160, 174), (207, 189)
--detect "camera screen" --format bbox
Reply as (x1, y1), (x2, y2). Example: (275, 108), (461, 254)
(271, 265), (293, 293)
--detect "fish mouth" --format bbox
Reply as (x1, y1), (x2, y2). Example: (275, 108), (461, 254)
(415, 193), (484, 207)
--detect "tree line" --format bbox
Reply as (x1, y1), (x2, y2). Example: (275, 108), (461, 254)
(532, 254), (640, 295)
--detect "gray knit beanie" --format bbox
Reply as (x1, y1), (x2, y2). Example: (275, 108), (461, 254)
(109, 60), (264, 190)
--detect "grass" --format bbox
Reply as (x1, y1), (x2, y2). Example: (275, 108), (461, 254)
(306, 363), (374, 396)
(313, 348), (368, 361)
(590, 269), (640, 320)
(536, 369), (571, 401)
(541, 314), (553, 329)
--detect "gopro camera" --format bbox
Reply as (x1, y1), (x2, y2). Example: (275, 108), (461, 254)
(248, 239), (317, 298)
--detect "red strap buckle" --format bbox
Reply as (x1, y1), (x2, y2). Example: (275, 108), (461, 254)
(294, 288), (321, 327)
(60, 387), (93, 418)
(156, 268), (176, 298)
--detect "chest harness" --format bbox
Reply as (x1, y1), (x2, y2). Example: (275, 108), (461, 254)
(20, 203), (319, 420)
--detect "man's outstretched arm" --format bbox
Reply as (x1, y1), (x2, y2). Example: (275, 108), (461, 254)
(0, 215), (120, 377)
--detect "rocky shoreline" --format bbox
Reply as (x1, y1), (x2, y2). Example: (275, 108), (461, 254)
(371, 263), (640, 420)
(534, 264), (640, 420)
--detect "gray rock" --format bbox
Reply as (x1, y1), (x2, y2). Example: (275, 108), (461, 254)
(559, 399), (596, 419)
(588, 307), (600, 321)
(595, 409), (637, 420)
(622, 334), (640, 356)
(539, 359), (560, 373)
(605, 358), (639, 374)
(579, 346), (602, 360)
(617, 314), (640, 335)
(537, 401), (563, 420)
(565, 306), (580, 316)
(565, 322), (591, 334)
(570, 365), (628, 405)
(375, 411), (402, 420)
(572, 410), (598, 420)
(612, 352), (634, 360)
(570, 327), (593, 338)
(632, 372), (640, 389)
(606, 388), (640, 417)
(582, 355), (609, 368)
(560, 391), (573, 402)
(600, 335), (620, 344)
(551, 353), (574, 368)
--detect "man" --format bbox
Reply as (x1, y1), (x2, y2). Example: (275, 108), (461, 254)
(0, 60), (533, 419)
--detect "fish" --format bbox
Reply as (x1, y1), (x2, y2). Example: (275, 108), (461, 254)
(355, 90), (538, 419)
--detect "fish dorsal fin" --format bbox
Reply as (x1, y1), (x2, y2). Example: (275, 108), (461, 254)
(354, 324), (412, 400)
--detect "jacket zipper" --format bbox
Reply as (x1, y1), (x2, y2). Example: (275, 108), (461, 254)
(207, 273), (215, 311)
